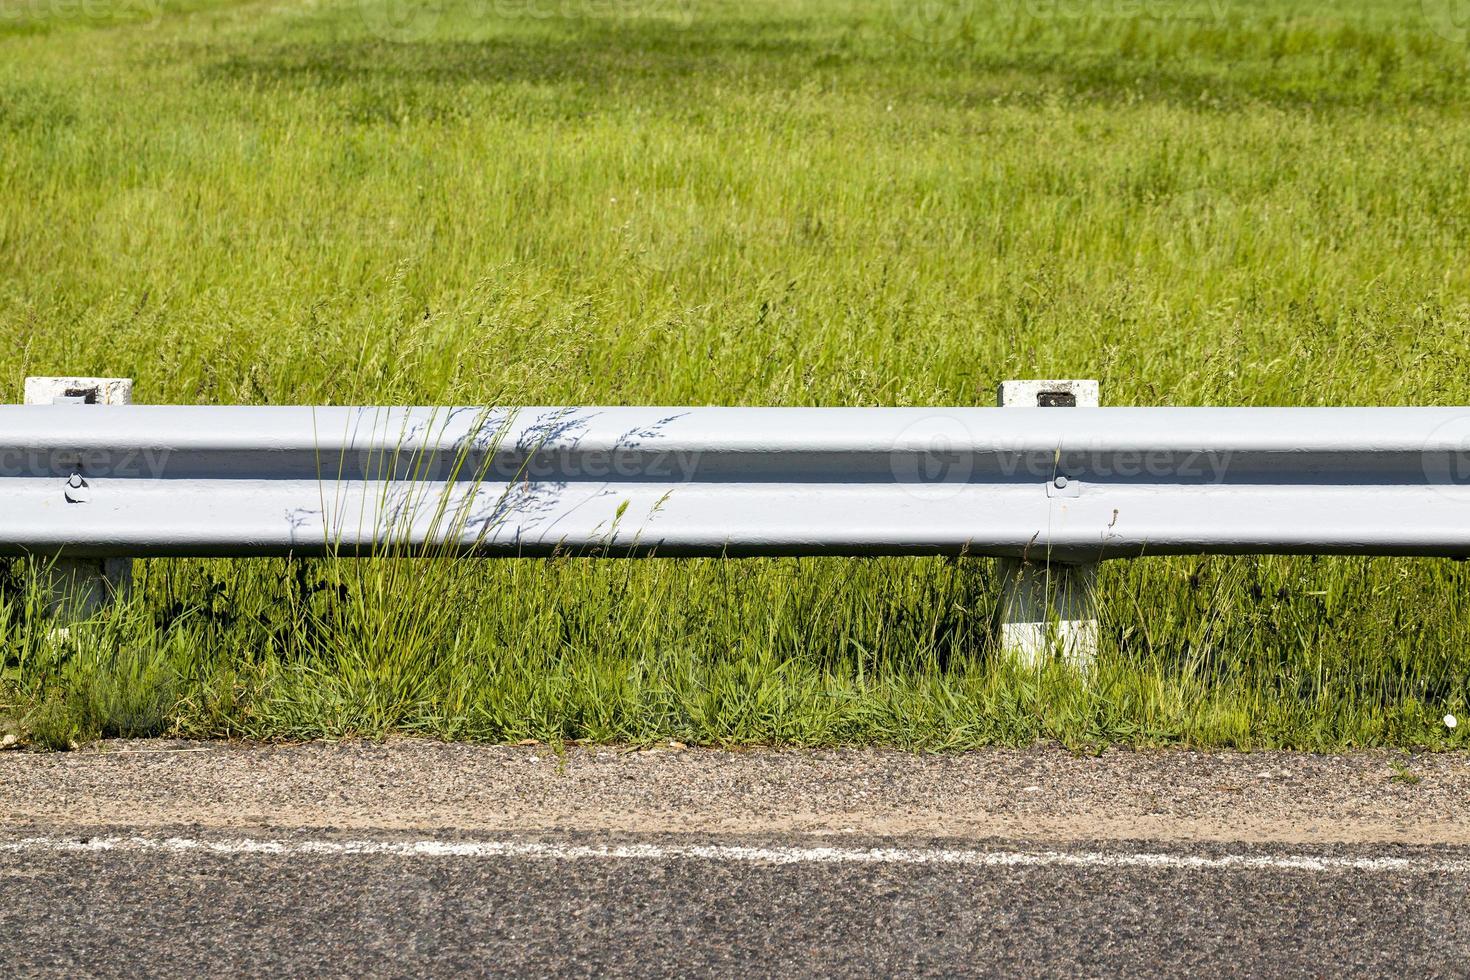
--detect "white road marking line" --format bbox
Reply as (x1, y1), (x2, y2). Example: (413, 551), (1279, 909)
(0, 835), (1466, 874)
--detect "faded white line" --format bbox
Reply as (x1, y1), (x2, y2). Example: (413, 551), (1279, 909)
(0, 835), (1466, 874)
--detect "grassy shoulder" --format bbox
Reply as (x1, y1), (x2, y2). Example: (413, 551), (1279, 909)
(2, 0), (1469, 749)
(2, 554), (1466, 751)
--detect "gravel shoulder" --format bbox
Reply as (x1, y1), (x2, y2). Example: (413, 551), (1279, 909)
(3, 740), (1467, 846)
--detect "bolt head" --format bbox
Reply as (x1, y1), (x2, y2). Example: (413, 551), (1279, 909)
(67, 473), (84, 488)
(1053, 475), (1069, 489)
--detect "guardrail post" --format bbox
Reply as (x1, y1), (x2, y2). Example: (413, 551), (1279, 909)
(995, 380), (1100, 671)
(23, 377), (135, 619)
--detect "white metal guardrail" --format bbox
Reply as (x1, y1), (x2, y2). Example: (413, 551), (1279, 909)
(10, 376), (1470, 665)
(9, 401), (1470, 559)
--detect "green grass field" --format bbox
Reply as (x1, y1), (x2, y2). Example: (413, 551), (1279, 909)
(3, 0), (1470, 749)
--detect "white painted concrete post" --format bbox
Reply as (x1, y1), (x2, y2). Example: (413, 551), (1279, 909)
(23, 377), (135, 618)
(995, 380), (1100, 670)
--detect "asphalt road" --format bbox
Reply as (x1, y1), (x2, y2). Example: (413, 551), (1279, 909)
(3, 742), (1468, 977)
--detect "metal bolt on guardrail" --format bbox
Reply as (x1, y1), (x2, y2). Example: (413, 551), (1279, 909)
(23, 377), (135, 619)
(995, 380), (1101, 671)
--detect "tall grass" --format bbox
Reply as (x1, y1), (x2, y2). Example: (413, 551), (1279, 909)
(2, 0), (1468, 748)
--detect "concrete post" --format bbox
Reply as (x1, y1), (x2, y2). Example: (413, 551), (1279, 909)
(995, 380), (1100, 670)
(23, 377), (135, 619)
